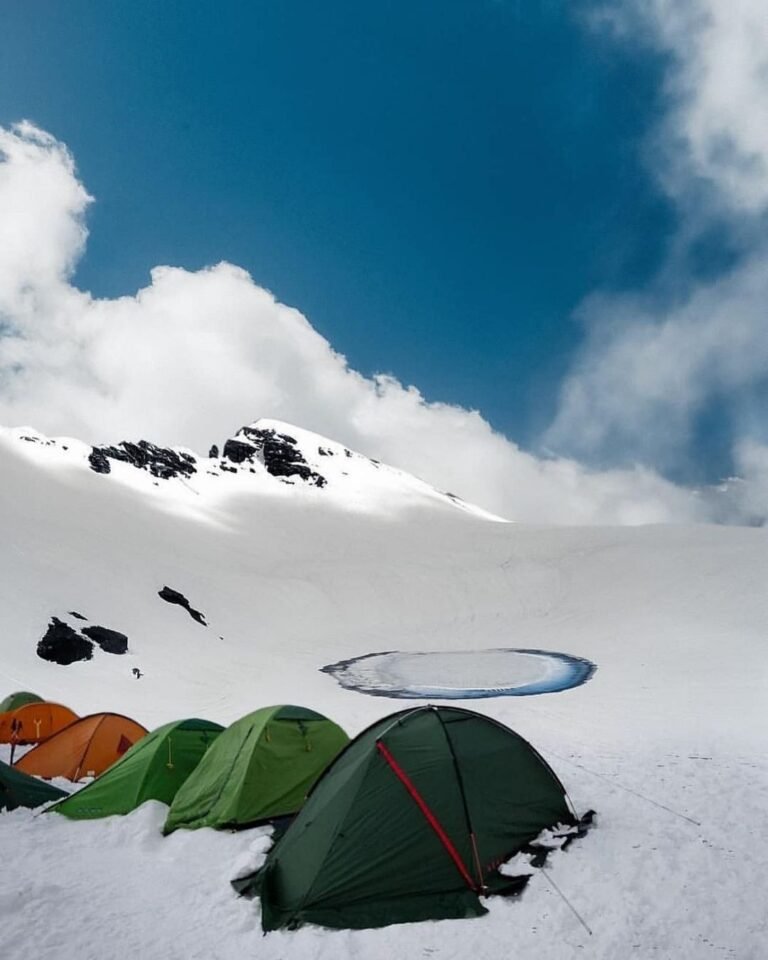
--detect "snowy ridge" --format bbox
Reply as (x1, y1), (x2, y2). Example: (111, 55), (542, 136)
(0, 418), (505, 521)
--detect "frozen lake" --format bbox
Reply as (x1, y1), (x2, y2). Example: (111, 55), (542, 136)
(321, 648), (596, 699)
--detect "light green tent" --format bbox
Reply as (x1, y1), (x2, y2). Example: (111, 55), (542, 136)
(164, 705), (348, 834)
(0, 691), (43, 713)
(0, 759), (67, 811)
(50, 718), (223, 819)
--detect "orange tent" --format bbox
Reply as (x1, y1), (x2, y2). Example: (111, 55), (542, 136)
(16, 713), (148, 781)
(0, 701), (78, 745)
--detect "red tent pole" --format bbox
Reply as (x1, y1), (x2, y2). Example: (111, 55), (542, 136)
(376, 739), (477, 892)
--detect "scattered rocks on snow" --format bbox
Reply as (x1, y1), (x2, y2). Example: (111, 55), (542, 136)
(158, 586), (207, 625)
(82, 625), (129, 654)
(88, 441), (197, 479)
(37, 618), (94, 665)
(84, 424), (330, 489)
(20, 435), (53, 446)
(36, 616), (130, 664)
(223, 427), (326, 487)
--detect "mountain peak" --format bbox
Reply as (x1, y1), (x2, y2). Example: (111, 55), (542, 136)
(0, 419), (505, 521)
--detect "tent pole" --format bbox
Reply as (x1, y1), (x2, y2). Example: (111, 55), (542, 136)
(433, 709), (487, 894)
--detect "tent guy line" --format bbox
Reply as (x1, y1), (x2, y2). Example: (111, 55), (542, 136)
(540, 865), (593, 937)
(549, 750), (702, 827)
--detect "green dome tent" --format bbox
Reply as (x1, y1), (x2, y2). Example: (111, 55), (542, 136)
(0, 759), (67, 812)
(233, 705), (576, 931)
(0, 691), (43, 713)
(50, 718), (223, 820)
(164, 705), (348, 834)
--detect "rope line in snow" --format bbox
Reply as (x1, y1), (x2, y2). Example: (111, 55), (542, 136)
(540, 864), (593, 936)
(550, 751), (702, 827)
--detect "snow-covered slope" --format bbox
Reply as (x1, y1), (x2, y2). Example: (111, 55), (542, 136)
(0, 418), (766, 960)
(3, 417), (502, 521)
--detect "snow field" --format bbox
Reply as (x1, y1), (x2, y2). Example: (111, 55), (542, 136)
(0, 425), (766, 958)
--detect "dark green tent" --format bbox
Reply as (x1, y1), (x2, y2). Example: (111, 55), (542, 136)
(50, 718), (223, 819)
(0, 691), (43, 713)
(164, 705), (348, 834)
(0, 759), (67, 811)
(234, 705), (575, 931)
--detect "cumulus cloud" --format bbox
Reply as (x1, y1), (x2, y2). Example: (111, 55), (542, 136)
(0, 120), (719, 525)
(545, 1), (768, 517)
(675, 1), (768, 215)
(546, 254), (768, 469)
(613, 0), (768, 215)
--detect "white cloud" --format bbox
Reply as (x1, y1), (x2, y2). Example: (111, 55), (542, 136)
(595, 0), (768, 214)
(0, 121), (717, 525)
(546, 252), (768, 468)
(729, 440), (768, 523)
(0, 122), (91, 313)
(545, 1), (768, 515)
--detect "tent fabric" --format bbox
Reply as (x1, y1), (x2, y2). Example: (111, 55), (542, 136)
(0, 691), (43, 713)
(0, 701), (78, 745)
(0, 759), (67, 811)
(51, 718), (223, 819)
(164, 705), (348, 834)
(235, 705), (575, 931)
(15, 713), (148, 781)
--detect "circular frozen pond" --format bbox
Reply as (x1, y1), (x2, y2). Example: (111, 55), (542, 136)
(321, 648), (596, 699)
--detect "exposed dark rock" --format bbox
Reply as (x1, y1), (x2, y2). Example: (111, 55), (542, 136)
(318, 447), (333, 456)
(89, 441), (197, 480)
(222, 438), (256, 464)
(209, 444), (219, 459)
(68, 611), (88, 621)
(158, 586), (207, 625)
(82, 625), (128, 654)
(88, 448), (112, 474)
(37, 618), (93, 665)
(225, 426), (326, 487)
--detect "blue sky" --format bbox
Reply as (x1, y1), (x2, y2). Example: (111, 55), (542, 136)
(0, 2), (674, 444)
(0, 1), (766, 523)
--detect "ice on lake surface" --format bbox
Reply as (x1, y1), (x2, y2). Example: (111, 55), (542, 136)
(321, 648), (596, 699)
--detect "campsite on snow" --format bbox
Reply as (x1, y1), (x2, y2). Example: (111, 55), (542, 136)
(3, 3), (768, 956)
(1, 421), (765, 959)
